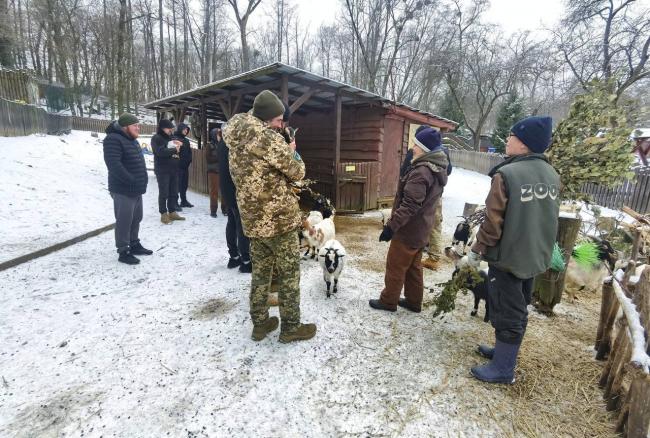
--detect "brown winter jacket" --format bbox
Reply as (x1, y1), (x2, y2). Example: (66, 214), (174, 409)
(388, 150), (448, 249)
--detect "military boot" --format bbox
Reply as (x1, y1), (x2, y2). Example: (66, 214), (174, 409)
(251, 316), (279, 341)
(279, 323), (317, 343)
(168, 211), (186, 221)
(161, 213), (172, 224)
(421, 255), (440, 271)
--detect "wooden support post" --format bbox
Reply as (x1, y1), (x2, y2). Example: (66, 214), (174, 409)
(289, 87), (317, 114)
(533, 215), (582, 313)
(281, 74), (289, 105)
(216, 98), (231, 120)
(334, 93), (342, 209)
(462, 203), (479, 218)
(626, 373), (650, 437)
(231, 95), (242, 116)
(596, 280), (621, 360)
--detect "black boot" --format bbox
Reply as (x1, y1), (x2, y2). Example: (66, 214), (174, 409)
(227, 257), (241, 269)
(130, 242), (153, 256)
(181, 200), (194, 208)
(398, 298), (421, 313)
(239, 260), (252, 273)
(210, 211), (218, 218)
(369, 299), (396, 312)
(118, 251), (140, 265)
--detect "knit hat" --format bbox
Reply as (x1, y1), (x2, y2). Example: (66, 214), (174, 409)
(414, 127), (442, 153)
(176, 123), (189, 135)
(159, 119), (175, 130)
(511, 116), (553, 153)
(253, 90), (285, 121)
(118, 113), (139, 127)
(415, 124), (431, 135)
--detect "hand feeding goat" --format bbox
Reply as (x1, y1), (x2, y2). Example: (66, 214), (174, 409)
(318, 239), (346, 297)
(302, 216), (336, 260)
(444, 246), (490, 322)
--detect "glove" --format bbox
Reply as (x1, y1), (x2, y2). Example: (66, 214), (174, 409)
(467, 251), (481, 268)
(379, 225), (393, 242)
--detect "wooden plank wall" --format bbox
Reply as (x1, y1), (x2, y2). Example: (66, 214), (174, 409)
(340, 106), (384, 162)
(188, 148), (209, 195)
(70, 117), (156, 135)
(448, 149), (505, 175)
(582, 168), (650, 214)
(0, 69), (39, 103)
(337, 161), (380, 211)
(0, 98), (71, 136)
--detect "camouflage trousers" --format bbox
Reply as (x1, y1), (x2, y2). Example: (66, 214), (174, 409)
(249, 230), (301, 328)
(427, 199), (443, 261)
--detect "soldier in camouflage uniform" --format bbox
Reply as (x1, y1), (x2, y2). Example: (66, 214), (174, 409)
(223, 90), (317, 343)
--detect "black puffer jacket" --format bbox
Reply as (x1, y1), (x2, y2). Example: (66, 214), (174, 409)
(151, 128), (179, 173)
(174, 124), (192, 168)
(217, 137), (237, 209)
(103, 122), (148, 195)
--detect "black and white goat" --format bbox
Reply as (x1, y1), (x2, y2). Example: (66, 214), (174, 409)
(318, 239), (346, 297)
(444, 247), (490, 322)
(448, 217), (478, 257)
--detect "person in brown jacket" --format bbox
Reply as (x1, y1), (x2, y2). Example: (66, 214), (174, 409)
(369, 127), (449, 312)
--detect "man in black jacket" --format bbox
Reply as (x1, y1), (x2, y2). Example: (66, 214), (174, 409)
(152, 119), (185, 224)
(174, 123), (194, 208)
(214, 126), (251, 273)
(102, 113), (153, 265)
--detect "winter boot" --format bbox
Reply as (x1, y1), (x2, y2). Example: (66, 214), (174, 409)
(398, 298), (421, 313)
(161, 213), (173, 224)
(279, 323), (317, 343)
(251, 316), (279, 341)
(239, 260), (252, 273)
(470, 340), (521, 384)
(476, 344), (494, 359)
(130, 242), (153, 256)
(369, 299), (397, 312)
(181, 200), (194, 208)
(421, 255), (440, 271)
(227, 257), (241, 269)
(168, 211), (186, 221)
(118, 251), (140, 265)
(210, 212), (218, 218)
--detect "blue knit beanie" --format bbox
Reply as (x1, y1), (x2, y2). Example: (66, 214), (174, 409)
(414, 127), (442, 153)
(511, 116), (553, 153)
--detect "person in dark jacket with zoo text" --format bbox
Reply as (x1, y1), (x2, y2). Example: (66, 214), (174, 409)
(215, 125), (251, 273)
(369, 127), (448, 313)
(468, 116), (560, 384)
(174, 123), (193, 209)
(102, 113), (153, 265)
(151, 119), (185, 224)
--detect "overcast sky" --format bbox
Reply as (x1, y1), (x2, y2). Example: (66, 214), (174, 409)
(293, 0), (565, 36)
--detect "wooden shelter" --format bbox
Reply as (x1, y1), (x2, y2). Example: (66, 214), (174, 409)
(144, 63), (457, 212)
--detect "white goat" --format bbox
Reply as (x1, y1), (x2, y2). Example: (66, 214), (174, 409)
(318, 239), (346, 297)
(302, 217), (335, 259)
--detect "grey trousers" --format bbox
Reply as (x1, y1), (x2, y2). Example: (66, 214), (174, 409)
(111, 192), (143, 254)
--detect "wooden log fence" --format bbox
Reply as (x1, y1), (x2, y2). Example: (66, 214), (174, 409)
(448, 149), (504, 176)
(595, 224), (650, 438)
(188, 148), (209, 195)
(70, 116), (156, 135)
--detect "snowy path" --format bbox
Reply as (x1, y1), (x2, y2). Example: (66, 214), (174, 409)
(0, 132), (504, 437)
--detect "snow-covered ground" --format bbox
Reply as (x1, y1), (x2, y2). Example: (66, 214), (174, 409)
(0, 132), (613, 437)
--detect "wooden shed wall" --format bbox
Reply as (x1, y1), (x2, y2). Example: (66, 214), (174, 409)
(340, 107), (384, 162)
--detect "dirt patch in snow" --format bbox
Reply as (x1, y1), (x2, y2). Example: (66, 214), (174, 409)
(191, 298), (236, 321)
(335, 215), (387, 273)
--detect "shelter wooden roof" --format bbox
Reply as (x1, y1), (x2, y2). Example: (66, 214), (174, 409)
(144, 63), (458, 130)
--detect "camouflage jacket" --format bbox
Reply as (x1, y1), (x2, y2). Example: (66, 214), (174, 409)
(223, 112), (306, 238)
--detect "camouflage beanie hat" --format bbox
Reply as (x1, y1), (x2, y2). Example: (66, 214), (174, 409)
(253, 90), (285, 122)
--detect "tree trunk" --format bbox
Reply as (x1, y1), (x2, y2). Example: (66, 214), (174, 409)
(0, 0), (13, 66)
(533, 216), (582, 314)
(158, 0), (165, 96)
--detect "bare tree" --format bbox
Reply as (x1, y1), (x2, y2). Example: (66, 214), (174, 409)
(227, 0), (262, 70)
(558, 0), (650, 98)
